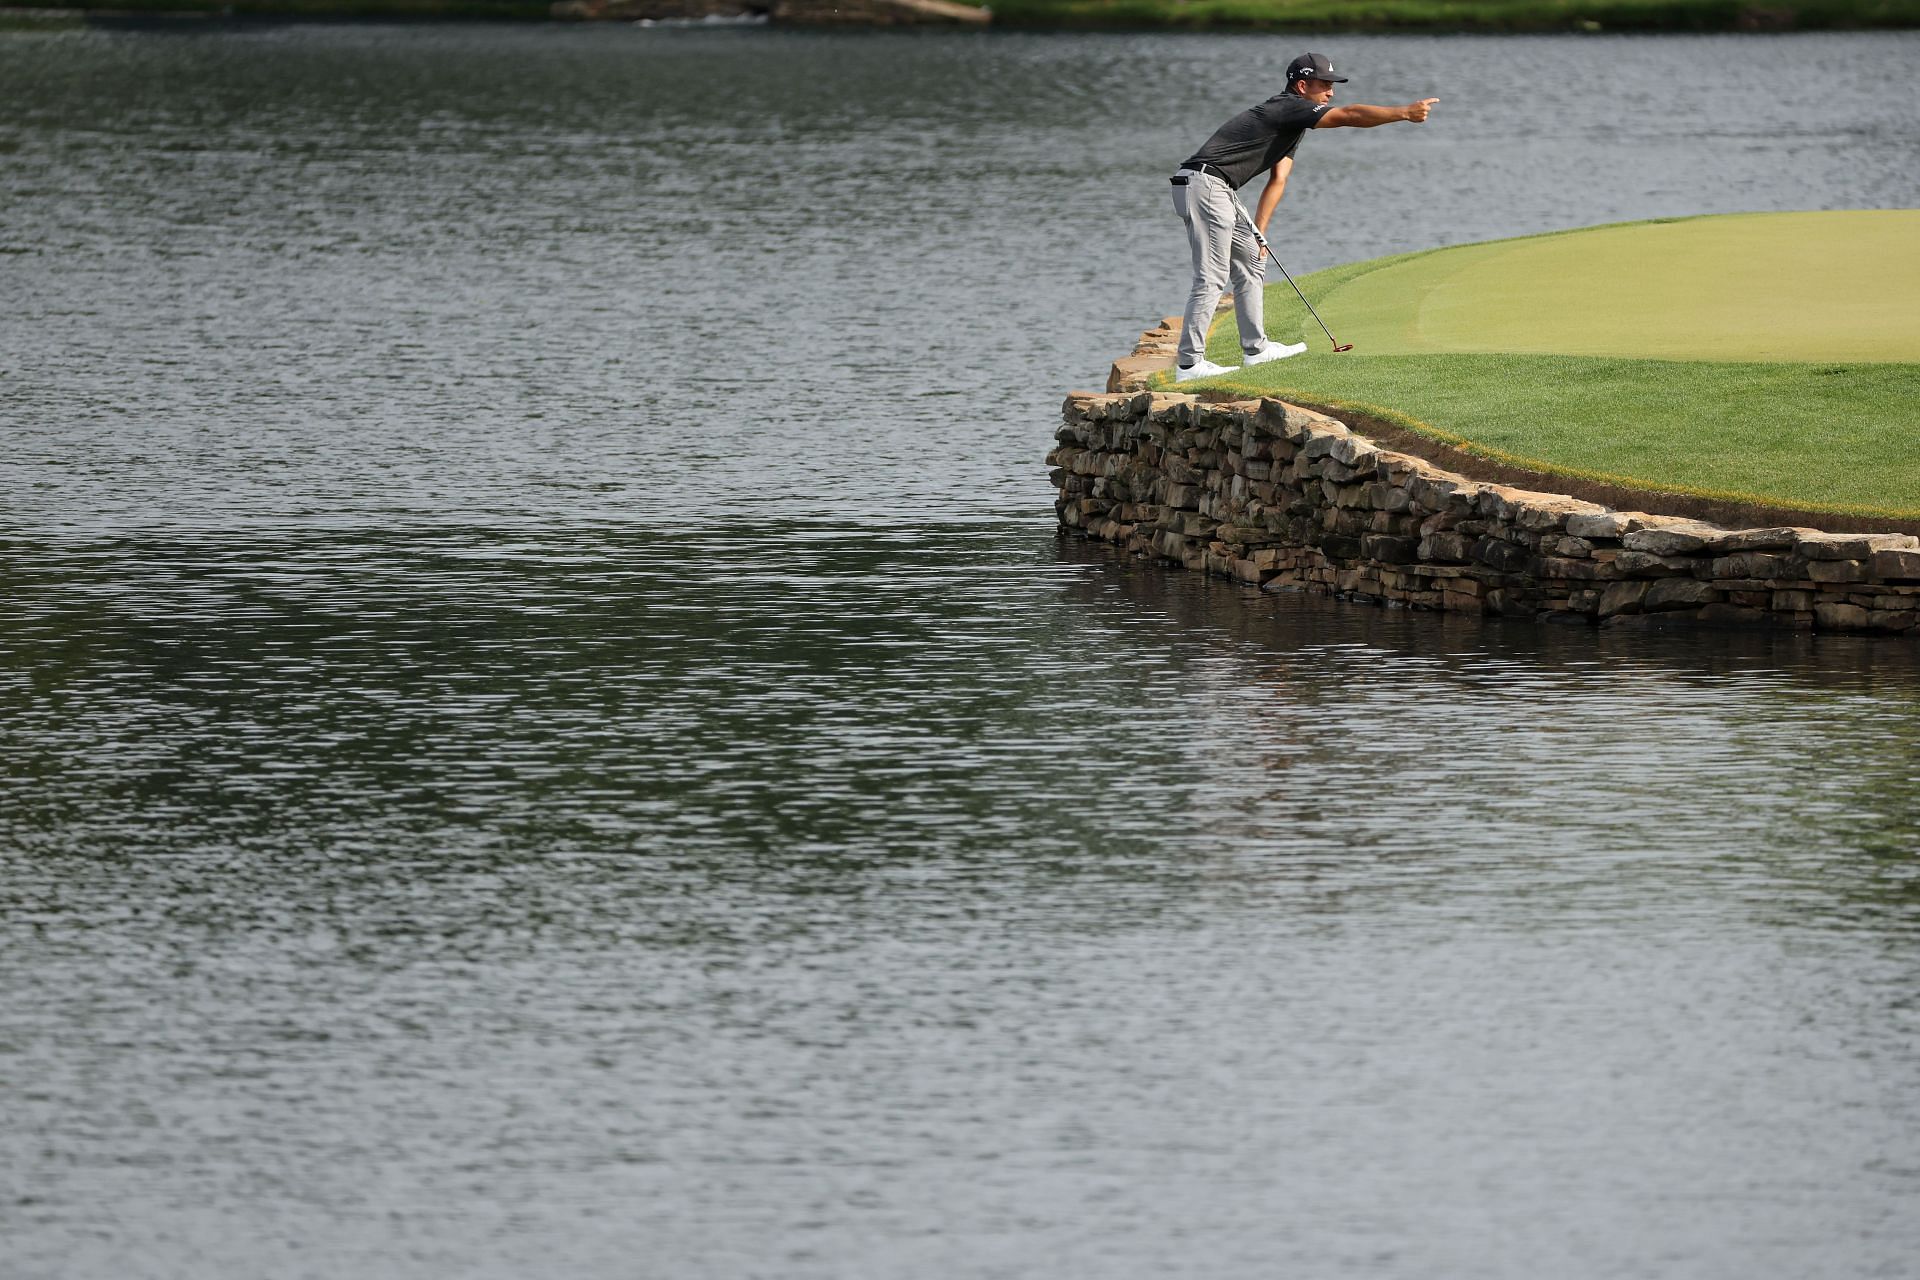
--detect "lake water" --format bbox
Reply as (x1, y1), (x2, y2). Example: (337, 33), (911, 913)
(3, 23), (1920, 1279)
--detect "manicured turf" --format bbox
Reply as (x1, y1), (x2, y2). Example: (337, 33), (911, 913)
(989, 0), (1920, 29)
(1191, 211), (1920, 519)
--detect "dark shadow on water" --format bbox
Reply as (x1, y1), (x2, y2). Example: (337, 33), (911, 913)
(1052, 531), (1920, 696)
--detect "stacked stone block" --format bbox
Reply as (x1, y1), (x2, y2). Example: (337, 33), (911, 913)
(1048, 387), (1920, 635)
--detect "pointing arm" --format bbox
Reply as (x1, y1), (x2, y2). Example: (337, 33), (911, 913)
(1316, 98), (1440, 128)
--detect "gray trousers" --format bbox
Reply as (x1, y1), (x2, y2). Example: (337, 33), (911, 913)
(1172, 169), (1266, 367)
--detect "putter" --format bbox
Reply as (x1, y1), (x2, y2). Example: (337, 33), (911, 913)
(1233, 199), (1353, 353)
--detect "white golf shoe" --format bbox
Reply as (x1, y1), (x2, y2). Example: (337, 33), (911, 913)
(1174, 357), (1239, 383)
(1244, 340), (1308, 366)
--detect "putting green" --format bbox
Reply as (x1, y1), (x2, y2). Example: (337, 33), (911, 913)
(1199, 211), (1920, 518)
(1321, 211), (1920, 363)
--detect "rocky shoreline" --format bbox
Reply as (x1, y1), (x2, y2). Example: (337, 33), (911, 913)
(1049, 319), (1920, 635)
(553, 0), (984, 21)
(0, 0), (988, 22)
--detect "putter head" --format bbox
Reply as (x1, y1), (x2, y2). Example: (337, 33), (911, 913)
(1332, 343), (1354, 353)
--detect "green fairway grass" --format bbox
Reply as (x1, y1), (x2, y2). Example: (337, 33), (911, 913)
(1188, 211), (1920, 520)
(988, 0), (1920, 29)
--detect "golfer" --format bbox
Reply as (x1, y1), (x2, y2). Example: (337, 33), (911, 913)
(1172, 52), (1439, 381)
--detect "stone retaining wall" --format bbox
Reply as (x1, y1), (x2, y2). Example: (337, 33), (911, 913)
(1049, 324), (1920, 635)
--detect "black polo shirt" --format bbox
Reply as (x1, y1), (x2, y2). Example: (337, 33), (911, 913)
(1181, 92), (1333, 190)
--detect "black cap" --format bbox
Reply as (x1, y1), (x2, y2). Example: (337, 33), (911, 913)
(1286, 52), (1349, 84)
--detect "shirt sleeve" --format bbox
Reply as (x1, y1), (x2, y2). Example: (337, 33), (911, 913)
(1272, 96), (1333, 130)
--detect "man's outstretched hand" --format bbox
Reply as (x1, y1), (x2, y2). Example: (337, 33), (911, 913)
(1317, 99), (1442, 130)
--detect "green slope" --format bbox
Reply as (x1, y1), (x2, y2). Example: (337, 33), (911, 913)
(989, 0), (1920, 29)
(1192, 211), (1920, 518)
